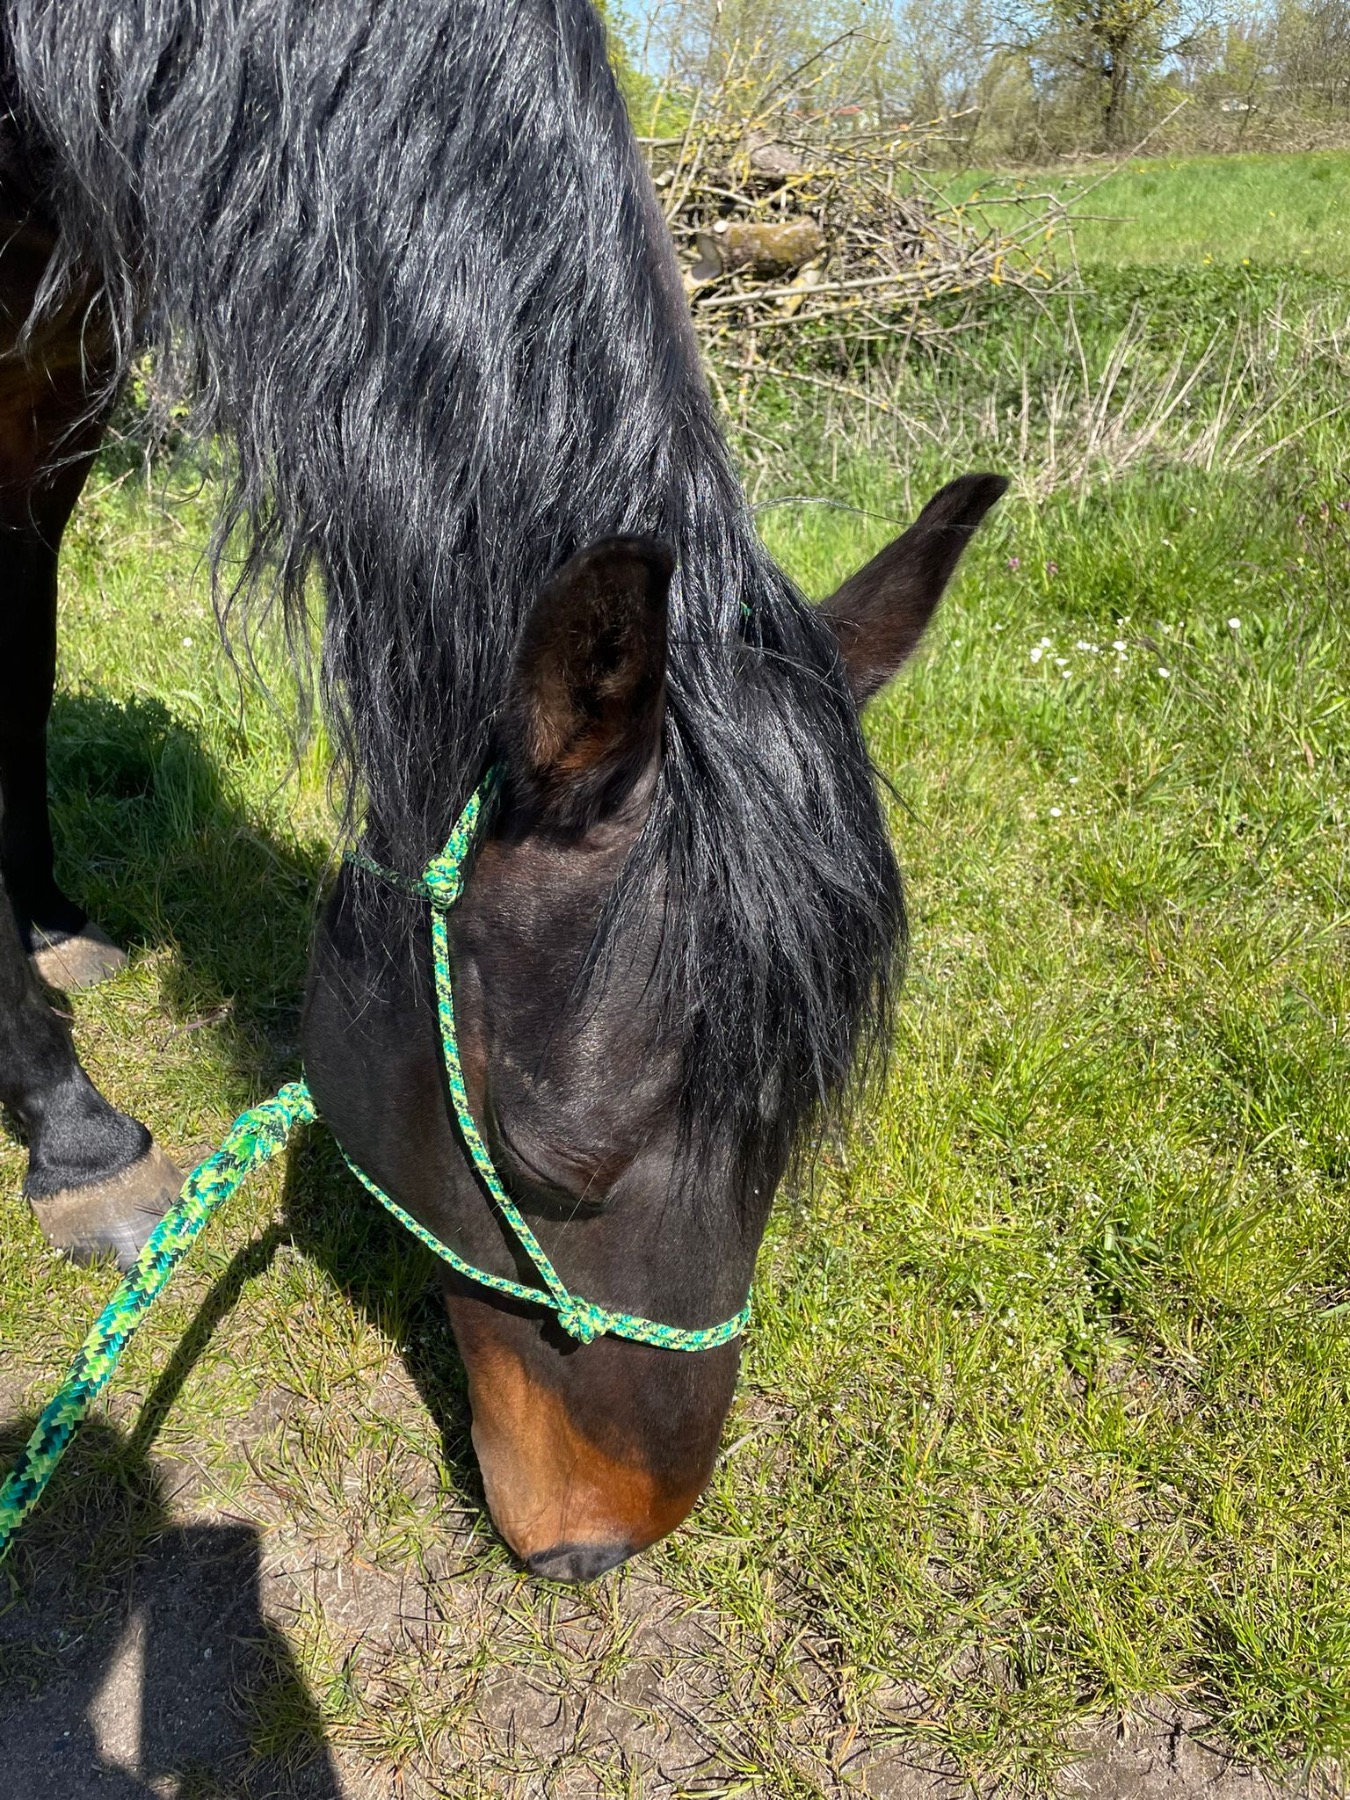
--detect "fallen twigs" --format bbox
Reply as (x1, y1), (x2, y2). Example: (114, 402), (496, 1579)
(638, 72), (1066, 355)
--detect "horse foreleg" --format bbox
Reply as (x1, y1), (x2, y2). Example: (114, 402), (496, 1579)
(0, 290), (181, 1263)
(0, 856), (180, 1267)
(0, 424), (128, 988)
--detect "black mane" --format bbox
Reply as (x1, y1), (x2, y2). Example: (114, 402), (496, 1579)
(4, 0), (905, 1159)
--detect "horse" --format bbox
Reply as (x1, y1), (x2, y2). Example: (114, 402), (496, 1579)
(0, 0), (1005, 1583)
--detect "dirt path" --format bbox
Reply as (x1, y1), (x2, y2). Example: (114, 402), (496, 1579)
(3, 1516), (1302, 1800)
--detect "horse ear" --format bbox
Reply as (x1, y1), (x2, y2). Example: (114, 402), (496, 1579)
(498, 536), (671, 831)
(819, 473), (1009, 706)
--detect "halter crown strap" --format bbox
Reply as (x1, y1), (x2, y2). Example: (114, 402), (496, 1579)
(341, 785), (751, 1352)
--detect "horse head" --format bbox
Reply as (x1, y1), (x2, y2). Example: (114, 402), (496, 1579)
(303, 473), (1005, 1579)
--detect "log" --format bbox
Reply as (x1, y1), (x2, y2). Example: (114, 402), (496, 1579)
(747, 137), (805, 179)
(692, 218), (826, 282)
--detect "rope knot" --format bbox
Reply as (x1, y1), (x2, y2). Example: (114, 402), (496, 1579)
(556, 1297), (607, 1346)
(421, 859), (466, 907)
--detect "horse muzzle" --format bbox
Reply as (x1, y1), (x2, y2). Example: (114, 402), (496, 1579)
(444, 1286), (739, 1580)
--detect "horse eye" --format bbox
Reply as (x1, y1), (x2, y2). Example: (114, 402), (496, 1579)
(492, 1118), (609, 1210)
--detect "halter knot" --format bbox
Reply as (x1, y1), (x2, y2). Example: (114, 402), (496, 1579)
(420, 858), (466, 907)
(239, 1082), (316, 1149)
(556, 1297), (609, 1346)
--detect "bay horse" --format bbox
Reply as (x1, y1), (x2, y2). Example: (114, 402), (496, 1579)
(0, 0), (1005, 1581)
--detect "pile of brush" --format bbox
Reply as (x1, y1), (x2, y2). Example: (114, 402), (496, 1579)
(640, 106), (1064, 357)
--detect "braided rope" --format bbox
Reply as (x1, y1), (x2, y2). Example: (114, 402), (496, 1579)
(0, 1082), (315, 1562)
(0, 781), (748, 1561)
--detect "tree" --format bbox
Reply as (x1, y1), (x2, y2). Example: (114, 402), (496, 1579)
(1272, 0), (1350, 114)
(992, 0), (1217, 148)
(643, 0), (903, 119)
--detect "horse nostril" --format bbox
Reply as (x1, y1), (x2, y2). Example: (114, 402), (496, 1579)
(525, 1540), (633, 1584)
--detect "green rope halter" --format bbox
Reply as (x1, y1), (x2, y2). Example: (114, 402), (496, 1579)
(0, 781), (749, 1561)
(339, 781), (750, 1353)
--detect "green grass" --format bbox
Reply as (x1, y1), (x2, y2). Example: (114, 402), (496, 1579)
(945, 148), (1350, 276)
(749, 461), (1350, 1782)
(4, 162), (1350, 1795)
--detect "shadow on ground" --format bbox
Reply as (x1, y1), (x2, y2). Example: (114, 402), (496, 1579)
(0, 1421), (341, 1799)
(2, 691), (478, 1791)
(0, 1164), (477, 1795)
(46, 687), (324, 1088)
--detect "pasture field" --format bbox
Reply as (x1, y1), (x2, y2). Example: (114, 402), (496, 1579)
(946, 147), (1350, 276)
(4, 159), (1350, 1795)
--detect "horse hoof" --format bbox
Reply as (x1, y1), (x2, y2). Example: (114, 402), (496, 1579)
(28, 1144), (184, 1271)
(29, 923), (129, 991)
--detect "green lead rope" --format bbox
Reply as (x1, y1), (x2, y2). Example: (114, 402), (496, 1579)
(0, 782), (749, 1562)
(0, 1082), (315, 1562)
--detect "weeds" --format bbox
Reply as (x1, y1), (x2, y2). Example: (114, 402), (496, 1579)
(726, 272), (1350, 512)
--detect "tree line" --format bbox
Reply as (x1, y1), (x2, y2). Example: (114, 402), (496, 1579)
(618, 0), (1350, 159)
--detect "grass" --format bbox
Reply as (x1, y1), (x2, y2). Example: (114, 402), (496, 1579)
(750, 462), (1350, 1783)
(4, 156), (1350, 1796)
(944, 148), (1350, 277)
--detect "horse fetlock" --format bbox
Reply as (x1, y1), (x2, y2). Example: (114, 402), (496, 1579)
(28, 1142), (181, 1270)
(22, 1064), (148, 1188)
